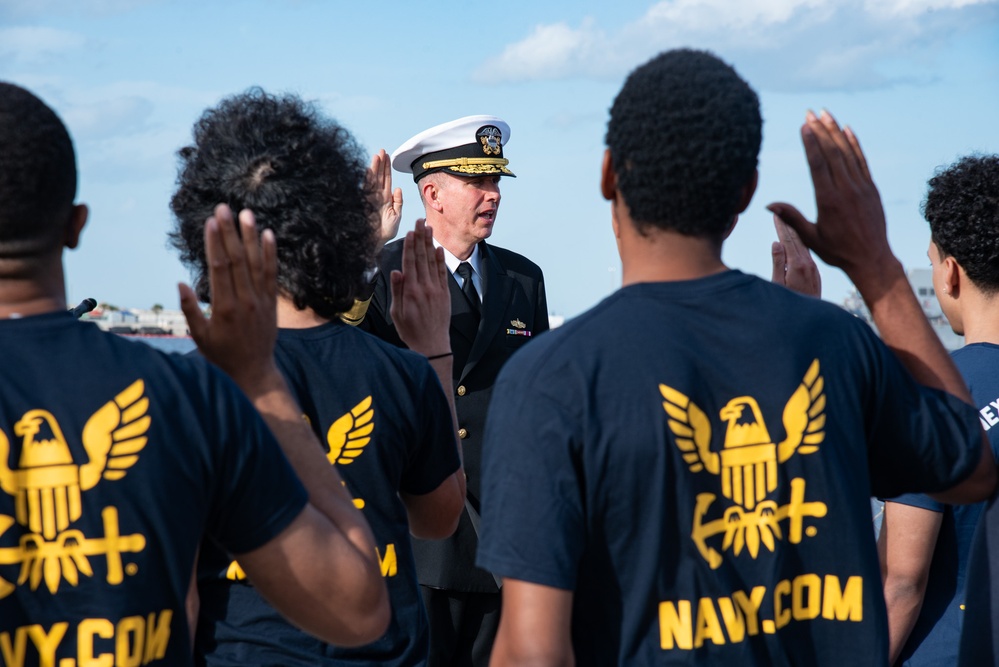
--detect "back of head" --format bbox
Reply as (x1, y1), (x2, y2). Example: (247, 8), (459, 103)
(924, 155), (999, 296)
(606, 49), (761, 239)
(0, 83), (77, 258)
(170, 89), (375, 319)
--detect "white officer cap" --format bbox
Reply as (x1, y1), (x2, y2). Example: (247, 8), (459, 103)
(391, 115), (515, 182)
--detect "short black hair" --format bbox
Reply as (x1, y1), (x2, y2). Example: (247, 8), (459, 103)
(605, 49), (761, 239)
(924, 154), (999, 295)
(170, 88), (376, 318)
(0, 82), (77, 256)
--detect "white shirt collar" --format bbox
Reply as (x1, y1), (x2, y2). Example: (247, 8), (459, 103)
(435, 240), (483, 296)
(435, 240), (481, 276)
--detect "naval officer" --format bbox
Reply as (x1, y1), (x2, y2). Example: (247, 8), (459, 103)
(362, 115), (549, 667)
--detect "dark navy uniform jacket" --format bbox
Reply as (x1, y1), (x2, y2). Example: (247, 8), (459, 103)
(363, 238), (549, 592)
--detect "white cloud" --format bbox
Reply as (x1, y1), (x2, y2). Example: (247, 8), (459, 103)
(642, 0), (829, 32)
(474, 19), (621, 83)
(0, 26), (86, 65)
(865, 0), (993, 17)
(474, 0), (999, 91)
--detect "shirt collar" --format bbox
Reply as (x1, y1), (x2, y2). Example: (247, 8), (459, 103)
(435, 240), (482, 277)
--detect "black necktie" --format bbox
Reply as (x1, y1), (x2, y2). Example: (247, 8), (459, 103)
(457, 262), (481, 316)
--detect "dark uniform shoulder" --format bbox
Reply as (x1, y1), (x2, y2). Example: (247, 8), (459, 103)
(376, 238), (405, 273)
(482, 242), (544, 278)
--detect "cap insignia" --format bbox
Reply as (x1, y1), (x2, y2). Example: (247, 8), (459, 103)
(478, 125), (503, 156)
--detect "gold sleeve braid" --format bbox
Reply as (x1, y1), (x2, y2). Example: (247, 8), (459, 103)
(339, 295), (372, 326)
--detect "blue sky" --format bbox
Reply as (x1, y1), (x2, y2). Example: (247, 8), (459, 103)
(2, 0), (998, 317)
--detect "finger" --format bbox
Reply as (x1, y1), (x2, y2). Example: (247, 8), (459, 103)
(392, 187), (403, 215)
(412, 221), (430, 284)
(801, 111), (837, 198)
(773, 214), (805, 261)
(844, 126), (872, 182)
(204, 212), (235, 317)
(367, 149), (387, 196)
(365, 153), (377, 189)
(411, 217), (430, 278)
(389, 270), (405, 321)
(260, 228), (278, 309)
(401, 230), (416, 285)
(379, 150), (392, 195)
(238, 209), (263, 294)
(817, 110), (864, 185)
(215, 204), (253, 303)
(771, 241), (787, 285)
(179, 283), (209, 347)
(434, 246), (448, 290)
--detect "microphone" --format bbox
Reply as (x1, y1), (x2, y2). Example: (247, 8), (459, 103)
(70, 297), (98, 318)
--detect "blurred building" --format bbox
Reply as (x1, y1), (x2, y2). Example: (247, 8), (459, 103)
(840, 268), (963, 352)
(81, 306), (190, 337)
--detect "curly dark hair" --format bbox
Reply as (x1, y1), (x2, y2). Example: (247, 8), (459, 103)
(0, 82), (77, 256)
(170, 88), (376, 318)
(605, 49), (761, 238)
(923, 155), (999, 295)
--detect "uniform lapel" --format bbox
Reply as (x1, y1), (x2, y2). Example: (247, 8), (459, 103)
(460, 242), (513, 382)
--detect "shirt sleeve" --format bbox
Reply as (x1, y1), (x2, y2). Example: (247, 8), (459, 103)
(885, 492), (944, 513)
(476, 357), (584, 590)
(400, 361), (461, 495)
(861, 326), (982, 500)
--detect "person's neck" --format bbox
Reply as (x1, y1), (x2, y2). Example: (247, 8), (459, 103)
(0, 257), (69, 319)
(276, 297), (329, 329)
(956, 290), (999, 345)
(427, 216), (477, 261)
(618, 220), (728, 286)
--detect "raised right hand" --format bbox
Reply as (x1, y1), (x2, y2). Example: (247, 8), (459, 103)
(389, 219), (451, 357)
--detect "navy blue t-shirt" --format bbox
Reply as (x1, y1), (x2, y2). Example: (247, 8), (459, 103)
(957, 343), (999, 667)
(196, 320), (459, 667)
(959, 494), (999, 666)
(476, 272), (981, 666)
(0, 311), (307, 665)
(890, 343), (999, 666)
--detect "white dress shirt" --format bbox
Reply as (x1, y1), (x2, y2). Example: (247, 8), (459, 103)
(436, 240), (483, 303)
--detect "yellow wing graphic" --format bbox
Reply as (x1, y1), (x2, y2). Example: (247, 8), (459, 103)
(660, 384), (719, 475)
(79, 379), (151, 490)
(777, 359), (825, 463)
(326, 396), (373, 465)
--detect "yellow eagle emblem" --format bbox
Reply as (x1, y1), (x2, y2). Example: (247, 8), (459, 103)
(660, 360), (827, 566)
(326, 396), (373, 465)
(0, 379), (150, 594)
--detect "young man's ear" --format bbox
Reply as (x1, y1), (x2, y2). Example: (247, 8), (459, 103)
(722, 217), (739, 241)
(600, 149), (616, 202)
(941, 255), (962, 298)
(64, 204), (89, 249)
(736, 170), (759, 214)
(601, 150), (623, 240)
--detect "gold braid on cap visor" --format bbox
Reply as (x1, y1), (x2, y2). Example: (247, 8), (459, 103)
(421, 156), (513, 175)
